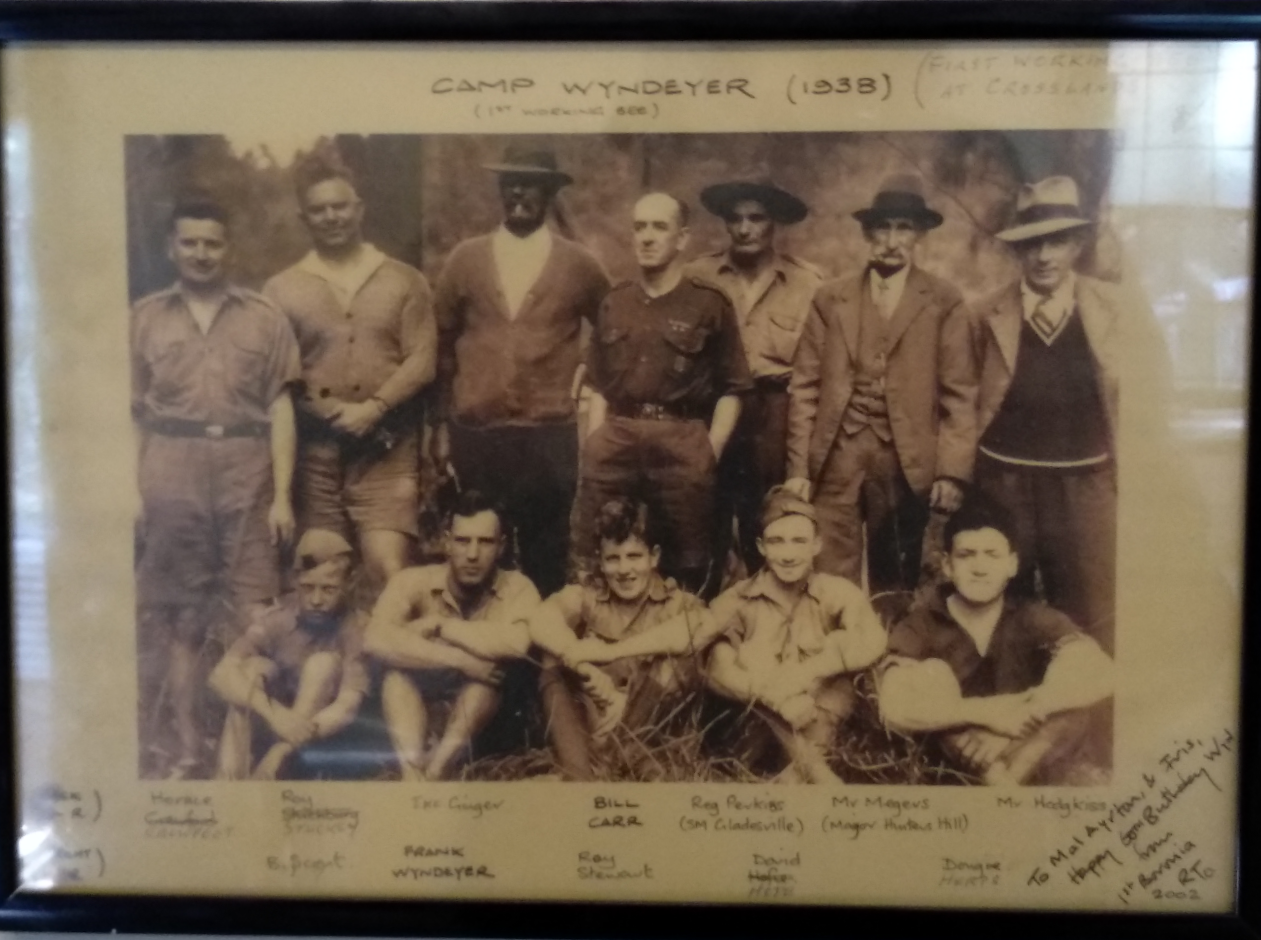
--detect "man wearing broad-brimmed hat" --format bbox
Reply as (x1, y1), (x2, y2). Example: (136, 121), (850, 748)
(786, 173), (977, 597)
(973, 175), (1118, 653)
(433, 145), (610, 597)
(688, 179), (825, 576)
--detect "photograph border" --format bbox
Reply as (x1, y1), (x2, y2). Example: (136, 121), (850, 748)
(2, 2), (1260, 937)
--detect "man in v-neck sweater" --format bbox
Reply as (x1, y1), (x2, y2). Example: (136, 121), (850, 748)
(433, 147), (611, 596)
(974, 176), (1120, 653)
(879, 495), (1113, 785)
(264, 150), (437, 595)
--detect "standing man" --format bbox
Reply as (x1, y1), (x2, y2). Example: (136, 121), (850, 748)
(363, 491), (541, 781)
(264, 151), (437, 594)
(786, 174), (977, 596)
(132, 199), (301, 779)
(688, 180), (824, 575)
(209, 529), (369, 781)
(579, 192), (754, 596)
(433, 147), (610, 596)
(975, 176), (1118, 652)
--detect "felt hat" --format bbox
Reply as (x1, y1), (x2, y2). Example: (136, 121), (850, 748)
(700, 179), (809, 225)
(760, 485), (818, 530)
(294, 528), (354, 571)
(995, 175), (1093, 243)
(482, 146), (573, 187)
(852, 173), (943, 230)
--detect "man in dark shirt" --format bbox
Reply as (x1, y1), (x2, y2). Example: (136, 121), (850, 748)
(974, 176), (1119, 651)
(433, 148), (610, 596)
(132, 199), (301, 779)
(578, 192), (754, 595)
(878, 495), (1113, 785)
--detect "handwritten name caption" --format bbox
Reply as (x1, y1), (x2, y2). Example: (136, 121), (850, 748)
(915, 51), (1116, 109)
(577, 851), (653, 882)
(590, 795), (644, 830)
(680, 794), (803, 836)
(144, 790), (233, 840)
(823, 795), (966, 838)
(393, 845), (494, 882)
(747, 851), (800, 900)
(412, 794), (504, 819)
(22, 784), (107, 886)
(280, 789), (359, 837)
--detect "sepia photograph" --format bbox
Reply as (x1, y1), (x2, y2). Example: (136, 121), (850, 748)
(128, 130), (1123, 787)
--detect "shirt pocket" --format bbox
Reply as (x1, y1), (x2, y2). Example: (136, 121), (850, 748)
(662, 322), (711, 375)
(594, 325), (631, 378)
(149, 339), (195, 399)
(228, 335), (271, 396)
(766, 308), (808, 365)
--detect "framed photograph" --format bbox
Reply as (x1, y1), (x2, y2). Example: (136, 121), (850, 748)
(3, 2), (1258, 934)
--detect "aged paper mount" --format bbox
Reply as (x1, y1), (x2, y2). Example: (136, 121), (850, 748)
(4, 42), (1249, 910)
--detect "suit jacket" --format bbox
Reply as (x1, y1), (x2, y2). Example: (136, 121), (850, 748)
(974, 275), (1120, 450)
(787, 265), (978, 494)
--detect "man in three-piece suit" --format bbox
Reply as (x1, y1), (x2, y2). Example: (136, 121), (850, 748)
(974, 175), (1118, 653)
(785, 174), (977, 596)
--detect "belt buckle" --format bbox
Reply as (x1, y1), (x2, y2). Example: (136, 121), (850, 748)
(205, 424), (225, 439)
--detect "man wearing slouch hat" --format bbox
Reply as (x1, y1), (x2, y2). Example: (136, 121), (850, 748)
(689, 179), (824, 576)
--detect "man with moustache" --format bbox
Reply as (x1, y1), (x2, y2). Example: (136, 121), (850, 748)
(688, 180), (824, 574)
(363, 490), (541, 781)
(209, 529), (369, 781)
(786, 174), (977, 595)
(433, 147), (610, 596)
(264, 150), (437, 595)
(705, 487), (887, 783)
(578, 192), (753, 596)
(973, 177), (1118, 652)
(878, 495), (1113, 784)
(132, 199), (300, 779)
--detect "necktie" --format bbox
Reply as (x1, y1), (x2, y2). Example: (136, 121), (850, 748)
(1030, 297), (1063, 343)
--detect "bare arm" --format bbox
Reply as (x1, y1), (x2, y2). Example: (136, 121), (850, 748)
(437, 617), (534, 660)
(267, 390), (297, 545)
(705, 640), (762, 704)
(207, 642), (269, 711)
(878, 658), (1041, 737)
(310, 688), (365, 739)
(363, 574), (497, 677)
(1029, 636), (1114, 714)
(707, 394), (741, 460)
(586, 390), (608, 439)
(576, 607), (718, 664)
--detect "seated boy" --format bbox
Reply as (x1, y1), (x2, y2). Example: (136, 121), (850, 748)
(208, 529), (368, 781)
(877, 494), (1114, 785)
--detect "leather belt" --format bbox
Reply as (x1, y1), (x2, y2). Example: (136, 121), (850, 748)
(609, 402), (699, 421)
(146, 417), (269, 439)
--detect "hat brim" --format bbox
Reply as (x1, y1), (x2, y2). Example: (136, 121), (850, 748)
(482, 163), (573, 186)
(852, 206), (943, 230)
(995, 216), (1092, 243)
(700, 182), (808, 225)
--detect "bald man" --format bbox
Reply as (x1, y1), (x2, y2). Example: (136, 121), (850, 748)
(576, 193), (753, 595)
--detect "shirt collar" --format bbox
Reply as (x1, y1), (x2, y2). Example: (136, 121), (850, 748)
(715, 251), (789, 282)
(869, 264), (911, 299)
(171, 282), (247, 308)
(739, 568), (824, 604)
(297, 243), (387, 290)
(439, 567), (508, 611)
(1020, 272), (1077, 320)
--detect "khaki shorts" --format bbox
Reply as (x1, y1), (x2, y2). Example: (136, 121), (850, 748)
(296, 429), (420, 539)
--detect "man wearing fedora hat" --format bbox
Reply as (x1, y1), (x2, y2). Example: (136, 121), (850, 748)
(974, 175), (1118, 653)
(786, 174), (977, 597)
(433, 145), (610, 597)
(689, 180), (825, 576)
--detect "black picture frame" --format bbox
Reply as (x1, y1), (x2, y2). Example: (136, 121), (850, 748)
(1, 2), (1259, 937)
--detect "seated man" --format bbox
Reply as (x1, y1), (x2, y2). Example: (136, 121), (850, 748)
(702, 487), (887, 783)
(433, 499), (709, 781)
(208, 529), (368, 781)
(877, 495), (1114, 785)
(363, 490), (540, 781)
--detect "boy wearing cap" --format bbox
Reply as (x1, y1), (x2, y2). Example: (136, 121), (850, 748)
(974, 175), (1118, 652)
(786, 174), (977, 596)
(433, 146), (610, 596)
(208, 529), (369, 780)
(264, 149), (437, 596)
(878, 495), (1113, 784)
(688, 180), (824, 574)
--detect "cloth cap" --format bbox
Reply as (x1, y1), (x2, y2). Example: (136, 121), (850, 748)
(760, 485), (818, 530)
(853, 173), (943, 230)
(294, 528), (354, 571)
(699, 179), (808, 225)
(995, 175), (1093, 243)
(482, 146), (573, 186)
